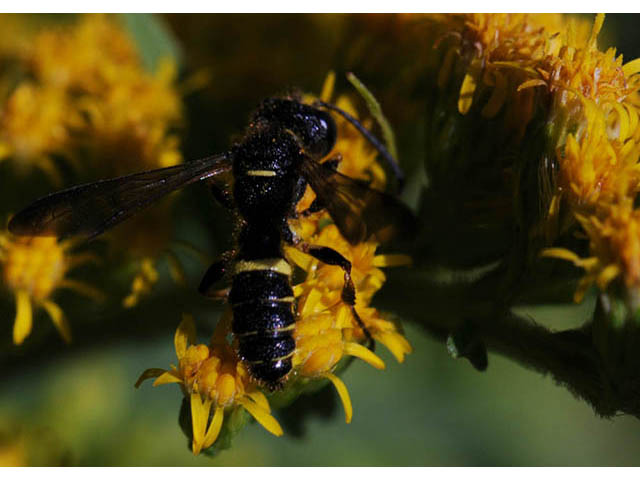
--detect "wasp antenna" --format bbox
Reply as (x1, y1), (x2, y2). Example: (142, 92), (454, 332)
(313, 100), (405, 193)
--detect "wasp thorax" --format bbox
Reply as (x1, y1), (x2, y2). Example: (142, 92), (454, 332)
(253, 98), (337, 157)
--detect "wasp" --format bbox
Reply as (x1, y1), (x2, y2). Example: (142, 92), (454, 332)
(9, 94), (415, 389)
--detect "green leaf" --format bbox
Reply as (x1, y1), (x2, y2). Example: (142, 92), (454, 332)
(346, 72), (398, 162)
(118, 13), (182, 72)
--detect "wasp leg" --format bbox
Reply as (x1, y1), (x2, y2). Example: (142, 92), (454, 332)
(300, 243), (375, 351)
(199, 254), (233, 297)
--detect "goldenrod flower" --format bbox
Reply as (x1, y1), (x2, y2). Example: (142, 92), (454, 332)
(286, 223), (412, 422)
(76, 56), (183, 174)
(494, 14), (640, 303)
(29, 14), (139, 93)
(136, 314), (283, 455)
(20, 14), (184, 175)
(2, 14), (185, 305)
(0, 231), (102, 345)
(1, 14), (183, 183)
(109, 202), (189, 308)
(49, 15), (186, 303)
(137, 75), (412, 448)
(543, 199), (640, 302)
(416, 14), (640, 307)
(283, 74), (412, 422)
(445, 14), (639, 213)
(0, 83), (80, 184)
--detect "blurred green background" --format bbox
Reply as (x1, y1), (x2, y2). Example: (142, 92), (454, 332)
(3, 308), (640, 466)
(2, 13), (640, 466)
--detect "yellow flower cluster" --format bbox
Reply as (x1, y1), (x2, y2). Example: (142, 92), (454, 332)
(136, 314), (282, 455)
(535, 16), (640, 297)
(137, 75), (412, 453)
(286, 222), (412, 422)
(0, 232), (102, 344)
(286, 78), (411, 421)
(439, 14), (591, 135)
(0, 14), (183, 181)
(0, 14), (187, 309)
(432, 13), (640, 301)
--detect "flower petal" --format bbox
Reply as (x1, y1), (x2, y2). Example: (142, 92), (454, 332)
(246, 391), (271, 413)
(190, 392), (212, 455)
(12, 290), (32, 346)
(481, 70), (508, 118)
(541, 248), (598, 269)
(372, 254), (412, 268)
(153, 370), (183, 387)
(286, 246), (313, 272)
(458, 71), (477, 114)
(622, 58), (640, 77)
(237, 398), (283, 437)
(516, 79), (547, 92)
(376, 331), (413, 363)
(58, 279), (105, 302)
(135, 368), (167, 388)
(344, 342), (385, 370)
(41, 300), (71, 344)
(202, 406), (225, 449)
(176, 314), (196, 359)
(597, 264), (621, 290)
(166, 251), (186, 286)
(320, 70), (336, 102)
(323, 372), (353, 424)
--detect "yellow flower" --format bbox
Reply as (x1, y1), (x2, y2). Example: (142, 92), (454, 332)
(501, 14), (640, 303)
(7, 14), (185, 304)
(440, 14), (591, 121)
(136, 314), (283, 455)
(286, 224), (412, 422)
(0, 83), (80, 184)
(447, 14), (640, 216)
(1, 14), (183, 186)
(285, 73), (412, 422)
(543, 199), (640, 302)
(77, 56), (183, 174)
(29, 14), (139, 93)
(106, 201), (192, 308)
(21, 14), (184, 175)
(46, 15), (186, 302)
(418, 14), (640, 306)
(0, 231), (102, 345)
(138, 74), (412, 445)
(329, 95), (386, 190)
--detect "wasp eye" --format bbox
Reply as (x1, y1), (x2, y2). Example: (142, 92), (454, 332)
(316, 111), (337, 157)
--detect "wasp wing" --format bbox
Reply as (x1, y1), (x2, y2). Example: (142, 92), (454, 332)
(300, 159), (416, 245)
(9, 153), (232, 240)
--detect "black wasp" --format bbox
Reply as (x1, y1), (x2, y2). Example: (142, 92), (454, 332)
(9, 95), (415, 390)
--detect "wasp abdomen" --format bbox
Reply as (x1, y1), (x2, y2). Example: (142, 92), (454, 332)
(230, 260), (296, 387)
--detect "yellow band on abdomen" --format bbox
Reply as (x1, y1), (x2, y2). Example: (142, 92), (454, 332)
(234, 258), (293, 276)
(246, 170), (277, 177)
